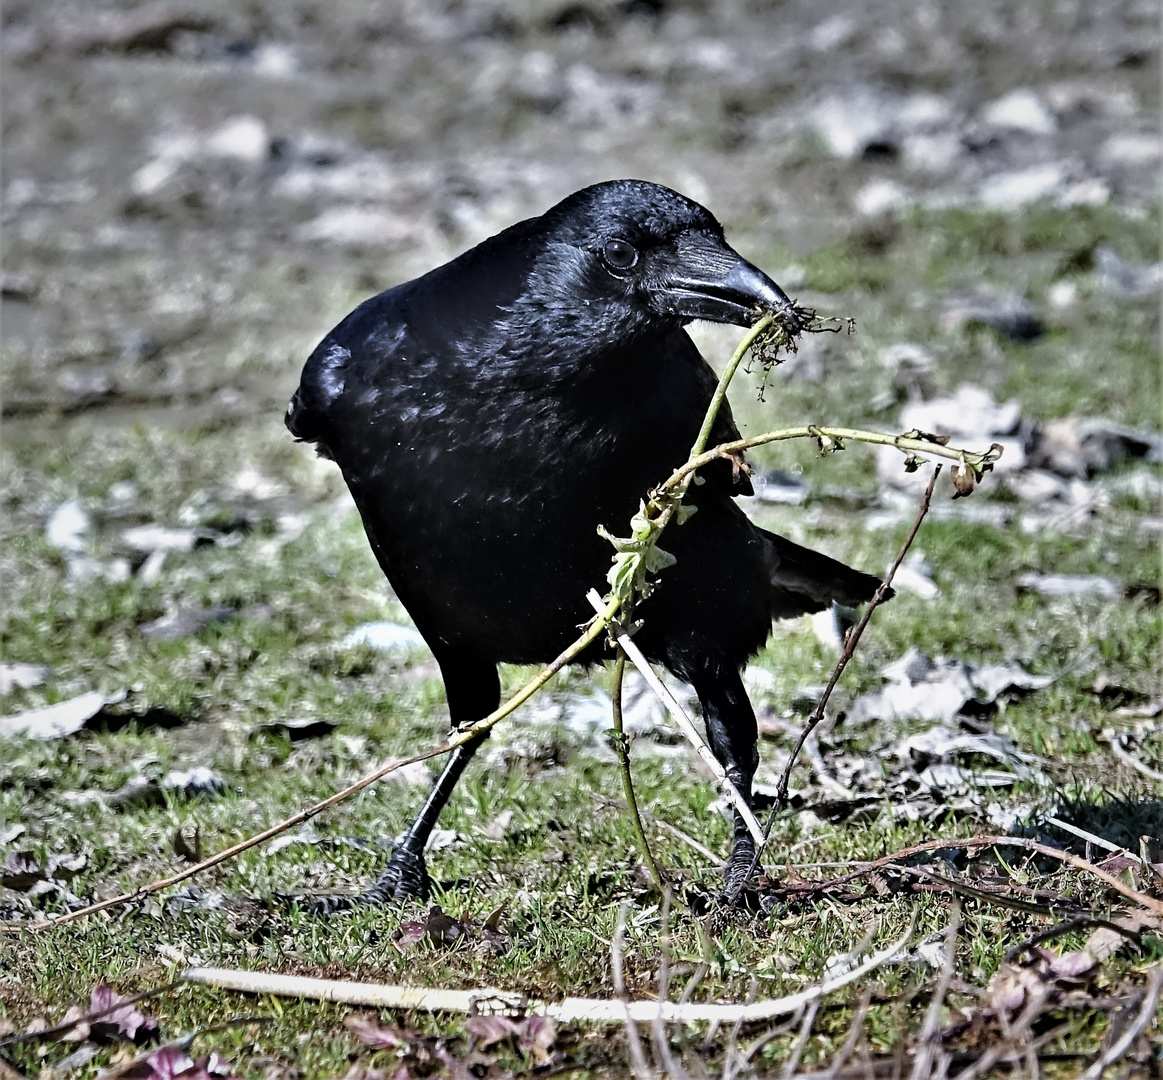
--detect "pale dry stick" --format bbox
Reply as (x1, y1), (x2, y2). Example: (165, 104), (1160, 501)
(722, 977), (759, 1080)
(909, 900), (961, 1080)
(611, 650), (665, 890)
(587, 589), (766, 848)
(7, 595), (623, 935)
(1080, 964), (1163, 1080)
(613, 902), (655, 1080)
(651, 890), (691, 1080)
(1044, 814), (1150, 871)
(779, 998), (820, 1080)
(181, 925), (913, 1023)
(739, 1008), (805, 1067)
(1104, 730), (1163, 783)
(822, 989), (872, 1080)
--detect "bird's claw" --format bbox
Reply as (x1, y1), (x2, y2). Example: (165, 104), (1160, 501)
(286, 847), (431, 915)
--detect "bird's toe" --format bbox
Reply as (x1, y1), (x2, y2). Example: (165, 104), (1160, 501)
(284, 847), (431, 915)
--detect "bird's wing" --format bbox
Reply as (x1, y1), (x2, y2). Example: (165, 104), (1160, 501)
(285, 337), (350, 456)
(760, 529), (889, 620)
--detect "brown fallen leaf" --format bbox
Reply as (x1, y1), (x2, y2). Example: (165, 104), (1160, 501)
(463, 1014), (520, 1049)
(518, 1015), (556, 1066)
(1085, 909), (1163, 962)
(343, 1013), (409, 1051)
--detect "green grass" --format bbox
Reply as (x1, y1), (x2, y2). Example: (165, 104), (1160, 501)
(2, 201), (1161, 1077)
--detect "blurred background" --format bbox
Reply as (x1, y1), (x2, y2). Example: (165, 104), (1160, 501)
(2, 0), (1158, 440)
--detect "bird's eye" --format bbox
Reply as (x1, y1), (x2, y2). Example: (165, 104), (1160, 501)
(602, 238), (638, 270)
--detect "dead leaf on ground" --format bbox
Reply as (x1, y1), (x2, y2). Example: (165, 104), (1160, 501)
(343, 1013), (410, 1050)
(463, 1014), (521, 1049)
(1085, 909), (1163, 961)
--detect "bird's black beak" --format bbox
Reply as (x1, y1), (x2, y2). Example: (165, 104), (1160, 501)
(660, 235), (802, 330)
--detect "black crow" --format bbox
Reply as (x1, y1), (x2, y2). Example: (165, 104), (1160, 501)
(287, 179), (885, 909)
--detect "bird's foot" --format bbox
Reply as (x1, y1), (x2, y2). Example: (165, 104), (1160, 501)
(720, 834), (761, 902)
(288, 846), (431, 915)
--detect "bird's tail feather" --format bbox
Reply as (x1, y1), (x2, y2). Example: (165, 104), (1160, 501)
(760, 529), (889, 620)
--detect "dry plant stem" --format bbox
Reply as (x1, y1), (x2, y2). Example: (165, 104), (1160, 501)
(910, 900), (960, 1080)
(690, 313), (775, 458)
(725, 465), (940, 902)
(588, 590), (766, 847)
(610, 650), (664, 891)
(1080, 964), (1163, 1080)
(8, 595), (623, 935)
(817, 835), (1163, 914)
(824, 990), (872, 1080)
(663, 428), (995, 495)
(779, 999), (820, 1080)
(1105, 732), (1163, 782)
(613, 903), (653, 1080)
(777, 465), (941, 809)
(181, 926), (912, 1022)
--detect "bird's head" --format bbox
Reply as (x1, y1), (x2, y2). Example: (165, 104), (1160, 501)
(527, 179), (803, 341)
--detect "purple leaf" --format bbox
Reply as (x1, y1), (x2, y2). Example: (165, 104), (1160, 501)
(518, 1015), (556, 1065)
(463, 1014), (520, 1049)
(344, 1013), (409, 1050)
(87, 984), (159, 1044)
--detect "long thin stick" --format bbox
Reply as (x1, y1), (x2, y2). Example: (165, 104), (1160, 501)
(587, 590), (766, 848)
(777, 465), (942, 809)
(8, 594), (623, 934)
(726, 466), (940, 902)
(610, 650), (664, 890)
(1080, 965), (1162, 1080)
(181, 925), (911, 1023)
(809, 834), (1163, 915)
(663, 428), (998, 496)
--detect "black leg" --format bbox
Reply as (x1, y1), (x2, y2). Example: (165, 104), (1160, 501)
(687, 661), (761, 894)
(301, 655), (499, 913)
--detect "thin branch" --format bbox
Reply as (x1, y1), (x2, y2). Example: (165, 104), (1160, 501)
(777, 465), (941, 810)
(1080, 965), (1163, 1080)
(728, 466), (941, 902)
(779, 999), (820, 1079)
(588, 590), (766, 848)
(1104, 729), (1163, 783)
(824, 989), (872, 1080)
(613, 903), (654, 1080)
(809, 835), (1163, 915)
(661, 429), (999, 497)
(910, 900), (960, 1080)
(610, 650), (664, 891)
